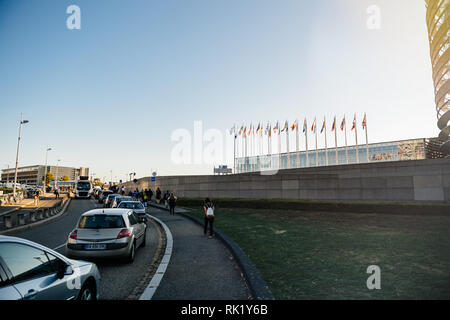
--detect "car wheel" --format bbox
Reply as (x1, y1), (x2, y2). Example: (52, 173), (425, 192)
(127, 242), (135, 263)
(78, 282), (96, 300)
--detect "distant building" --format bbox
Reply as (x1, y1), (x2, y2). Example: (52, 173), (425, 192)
(236, 138), (441, 173)
(0, 165), (89, 186)
(425, 0), (449, 155)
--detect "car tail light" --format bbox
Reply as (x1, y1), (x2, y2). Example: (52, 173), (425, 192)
(69, 229), (78, 240)
(117, 228), (132, 239)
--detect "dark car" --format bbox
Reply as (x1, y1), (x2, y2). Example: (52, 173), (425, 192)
(98, 190), (113, 204)
(104, 194), (120, 208)
(111, 196), (133, 208)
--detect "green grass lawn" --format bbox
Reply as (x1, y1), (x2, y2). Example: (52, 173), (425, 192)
(184, 206), (450, 300)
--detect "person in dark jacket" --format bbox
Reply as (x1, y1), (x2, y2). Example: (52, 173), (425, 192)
(155, 187), (161, 204)
(203, 198), (215, 238)
(168, 193), (177, 215)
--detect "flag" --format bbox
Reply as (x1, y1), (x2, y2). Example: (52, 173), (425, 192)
(303, 118), (307, 133)
(273, 121), (279, 133)
(331, 117), (336, 131)
(256, 123), (261, 134)
(340, 117), (345, 131)
(311, 118), (316, 133)
(320, 117), (326, 133)
(243, 126), (247, 138)
(362, 113), (367, 129)
(238, 125), (244, 135)
(265, 122), (270, 135)
(291, 119), (298, 131)
(229, 125), (235, 135)
(248, 123), (252, 136)
(351, 115), (356, 131)
(281, 120), (288, 132)
(268, 124), (272, 137)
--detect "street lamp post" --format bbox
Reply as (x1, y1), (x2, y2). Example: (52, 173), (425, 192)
(55, 159), (61, 190)
(13, 113), (29, 198)
(43, 146), (52, 187)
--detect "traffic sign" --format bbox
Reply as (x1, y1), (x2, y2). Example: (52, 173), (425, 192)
(151, 176), (156, 182)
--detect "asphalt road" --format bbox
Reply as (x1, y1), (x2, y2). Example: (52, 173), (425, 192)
(8, 198), (160, 300)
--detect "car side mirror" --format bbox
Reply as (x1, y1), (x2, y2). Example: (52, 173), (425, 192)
(57, 264), (73, 279)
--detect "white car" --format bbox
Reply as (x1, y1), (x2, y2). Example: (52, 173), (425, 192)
(0, 236), (101, 300)
(66, 208), (147, 262)
(117, 201), (146, 215)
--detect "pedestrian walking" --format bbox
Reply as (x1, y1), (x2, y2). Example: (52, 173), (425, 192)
(34, 189), (40, 206)
(54, 188), (59, 199)
(156, 187), (161, 204)
(168, 193), (177, 215)
(203, 198), (215, 238)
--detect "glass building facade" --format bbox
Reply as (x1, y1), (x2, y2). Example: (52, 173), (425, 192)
(235, 138), (427, 173)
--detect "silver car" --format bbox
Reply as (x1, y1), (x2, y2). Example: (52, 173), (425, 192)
(111, 196), (133, 208)
(117, 201), (146, 215)
(66, 208), (147, 263)
(0, 235), (101, 300)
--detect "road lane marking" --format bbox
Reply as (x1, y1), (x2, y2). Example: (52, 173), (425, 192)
(139, 214), (173, 300)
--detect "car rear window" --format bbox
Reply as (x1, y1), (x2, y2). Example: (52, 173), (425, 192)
(78, 215), (125, 229)
(119, 202), (144, 209)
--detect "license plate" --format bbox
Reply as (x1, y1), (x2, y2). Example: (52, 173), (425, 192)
(85, 244), (106, 250)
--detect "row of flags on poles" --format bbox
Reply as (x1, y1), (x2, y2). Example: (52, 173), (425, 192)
(230, 113), (370, 167)
(230, 113), (367, 138)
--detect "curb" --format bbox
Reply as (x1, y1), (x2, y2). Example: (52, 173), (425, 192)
(0, 198), (72, 235)
(148, 202), (275, 300)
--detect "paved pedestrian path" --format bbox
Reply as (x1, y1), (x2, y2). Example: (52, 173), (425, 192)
(147, 207), (251, 300)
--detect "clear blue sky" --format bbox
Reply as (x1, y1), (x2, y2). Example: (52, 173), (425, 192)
(0, 0), (437, 180)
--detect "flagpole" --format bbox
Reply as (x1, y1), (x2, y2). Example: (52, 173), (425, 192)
(324, 117), (328, 166)
(354, 115), (359, 164)
(365, 114), (369, 162)
(334, 116), (338, 165)
(314, 118), (318, 167)
(286, 122), (290, 169)
(296, 122), (299, 168)
(233, 131), (237, 174)
(344, 116), (348, 164)
(278, 122), (281, 170)
(305, 119), (309, 168)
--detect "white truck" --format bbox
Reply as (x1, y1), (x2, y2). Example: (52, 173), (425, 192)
(75, 176), (92, 199)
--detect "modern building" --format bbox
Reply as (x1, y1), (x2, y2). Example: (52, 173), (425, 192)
(425, 0), (449, 155)
(0, 165), (89, 186)
(235, 138), (440, 173)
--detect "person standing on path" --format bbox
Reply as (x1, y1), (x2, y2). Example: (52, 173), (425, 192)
(203, 198), (215, 238)
(34, 188), (40, 206)
(168, 193), (177, 215)
(155, 187), (161, 204)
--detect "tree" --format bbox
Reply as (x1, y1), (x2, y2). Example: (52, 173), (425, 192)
(45, 172), (54, 186)
(93, 178), (104, 188)
(62, 175), (70, 181)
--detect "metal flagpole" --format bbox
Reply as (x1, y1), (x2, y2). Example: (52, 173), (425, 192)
(364, 113), (369, 162)
(323, 117), (328, 166)
(334, 116), (338, 165)
(277, 121), (281, 170)
(295, 120), (299, 168)
(345, 118), (349, 164)
(285, 121), (290, 169)
(314, 118), (318, 167)
(354, 114), (359, 164)
(304, 119), (309, 167)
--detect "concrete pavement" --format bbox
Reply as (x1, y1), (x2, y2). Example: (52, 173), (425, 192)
(148, 209), (251, 300)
